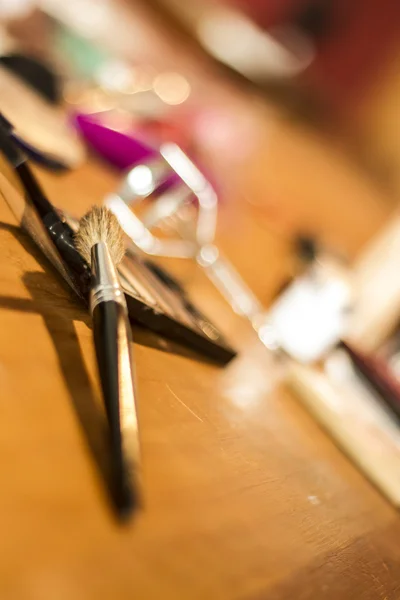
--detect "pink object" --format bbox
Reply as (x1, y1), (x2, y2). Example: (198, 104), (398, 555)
(73, 111), (219, 201)
(74, 112), (157, 170)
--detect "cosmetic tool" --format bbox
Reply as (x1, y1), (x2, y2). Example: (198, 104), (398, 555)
(340, 340), (400, 423)
(75, 206), (141, 517)
(0, 115), (236, 363)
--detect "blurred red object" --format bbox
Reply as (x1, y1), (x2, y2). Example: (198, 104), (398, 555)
(229, 0), (400, 110)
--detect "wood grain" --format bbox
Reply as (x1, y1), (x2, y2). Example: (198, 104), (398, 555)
(0, 112), (399, 600)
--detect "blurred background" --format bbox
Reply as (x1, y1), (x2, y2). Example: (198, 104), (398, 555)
(1, 0), (400, 319)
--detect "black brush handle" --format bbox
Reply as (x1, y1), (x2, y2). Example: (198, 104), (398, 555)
(93, 300), (139, 517)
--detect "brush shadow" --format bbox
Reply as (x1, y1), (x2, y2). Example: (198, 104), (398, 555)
(0, 269), (126, 516)
(0, 220), (216, 363)
(27, 271), (131, 515)
(0, 221), (84, 310)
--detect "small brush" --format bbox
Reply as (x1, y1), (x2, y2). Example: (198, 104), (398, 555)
(75, 206), (140, 517)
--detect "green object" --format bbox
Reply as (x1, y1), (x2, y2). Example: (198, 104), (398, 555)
(53, 23), (109, 79)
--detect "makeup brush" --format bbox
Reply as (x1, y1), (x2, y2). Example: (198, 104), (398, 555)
(75, 206), (140, 517)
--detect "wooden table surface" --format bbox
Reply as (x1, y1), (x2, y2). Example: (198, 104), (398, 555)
(1, 113), (400, 600)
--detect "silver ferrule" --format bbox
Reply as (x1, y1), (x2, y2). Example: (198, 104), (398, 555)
(90, 242), (127, 312)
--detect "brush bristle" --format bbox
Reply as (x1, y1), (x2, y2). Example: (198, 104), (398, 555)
(75, 206), (125, 265)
